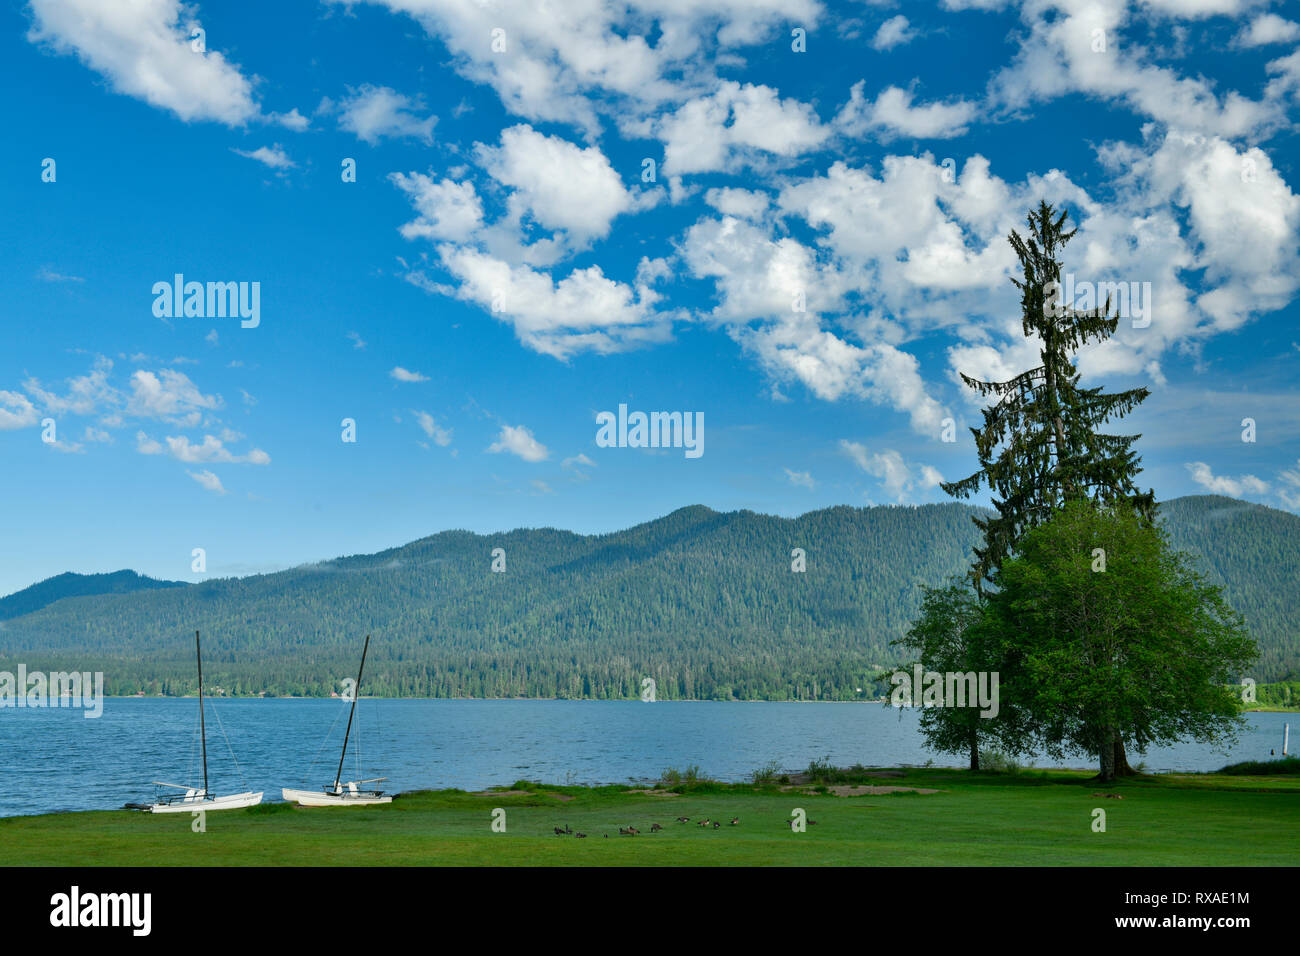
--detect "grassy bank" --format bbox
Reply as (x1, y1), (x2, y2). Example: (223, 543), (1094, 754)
(2, 766), (1297, 866)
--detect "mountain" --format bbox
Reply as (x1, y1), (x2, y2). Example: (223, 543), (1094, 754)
(0, 570), (187, 621)
(0, 496), (1296, 698)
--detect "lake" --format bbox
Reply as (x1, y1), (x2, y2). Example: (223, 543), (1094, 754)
(0, 698), (1291, 817)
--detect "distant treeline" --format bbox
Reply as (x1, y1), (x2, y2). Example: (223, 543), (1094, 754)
(2, 496), (1298, 699)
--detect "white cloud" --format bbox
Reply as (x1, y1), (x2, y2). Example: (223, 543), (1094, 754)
(680, 211), (949, 433)
(389, 366), (429, 383)
(488, 424), (549, 462)
(988, 1), (1286, 139)
(1234, 13), (1300, 48)
(1277, 459), (1300, 511)
(836, 82), (976, 140)
(654, 82), (830, 176)
(23, 358), (118, 416)
(425, 247), (670, 359)
(126, 370), (221, 427)
(137, 431), (270, 465)
(390, 174), (484, 243)
(477, 125), (635, 241)
(187, 469), (227, 495)
(0, 391), (40, 430)
(784, 468), (815, 489)
(336, 85), (437, 144)
(27, 0), (263, 126)
(271, 107), (309, 131)
(1186, 461), (1270, 497)
(232, 144), (295, 169)
(840, 441), (912, 501)
(871, 15), (916, 51)
(704, 187), (770, 220)
(346, 0), (819, 132)
(841, 441), (943, 501)
(36, 266), (84, 283)
(414, 411), (453, 446)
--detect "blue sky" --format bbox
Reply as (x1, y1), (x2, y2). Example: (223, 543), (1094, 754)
(2, 0), (1299, 595)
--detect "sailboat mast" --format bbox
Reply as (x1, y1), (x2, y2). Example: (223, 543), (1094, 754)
(333, 634), (370, 793)
(196, 630), (208, 796)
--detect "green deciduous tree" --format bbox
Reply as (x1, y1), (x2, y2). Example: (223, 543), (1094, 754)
(892, 581), (1031, 771)
(987, 499), (1256, 781)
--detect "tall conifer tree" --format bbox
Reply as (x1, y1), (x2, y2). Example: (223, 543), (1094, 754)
(942, 200), (1156, 590)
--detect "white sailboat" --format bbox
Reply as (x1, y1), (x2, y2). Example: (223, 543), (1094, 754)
(143, 630), (263, 813)
(282, 634), (392, 806)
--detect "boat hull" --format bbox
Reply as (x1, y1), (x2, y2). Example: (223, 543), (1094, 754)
(149, 791), (263, 813)
(281, 787), (392, 806)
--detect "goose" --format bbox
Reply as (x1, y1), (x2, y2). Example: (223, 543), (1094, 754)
(729, 817), (740, 826)
(553, 826), (567, 836)
(576, 832), (588, 839)
(712, 821), (721, 829)
(650, 823), (664, 832)
(675, 816), (690, 823)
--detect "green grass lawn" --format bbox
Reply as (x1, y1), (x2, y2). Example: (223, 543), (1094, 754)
(3, 768), (1297, 866)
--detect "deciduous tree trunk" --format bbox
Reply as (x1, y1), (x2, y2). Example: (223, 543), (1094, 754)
(1113, 737), (1137, 777)
(1097, 727), (1116, 782)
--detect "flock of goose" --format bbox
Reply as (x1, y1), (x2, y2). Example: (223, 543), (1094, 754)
(552, 816), (746, 839)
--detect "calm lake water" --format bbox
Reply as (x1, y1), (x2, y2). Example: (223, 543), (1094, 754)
(0, 698), (1292, 817)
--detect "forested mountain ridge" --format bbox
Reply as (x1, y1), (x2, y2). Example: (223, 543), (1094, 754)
(0, 570), (187, 621)
(1, 496), (1295, 697)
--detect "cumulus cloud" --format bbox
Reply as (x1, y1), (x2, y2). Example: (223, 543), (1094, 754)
(335, 84), (437, 144)
(836, 81), (976, 140)
(421, 247), (670, 360)
(137, 431), (270, 465)
(476, 124), (637, 241)
(390, 174), (484, 243)
(488, 424), (549, 462)
(988, 1), (1287, 139)
(1234, 13), (1300, 48)
(652, 81), (830, 176)
(346, 0), (819, 132)
(1186, 461), (1270, 497)
(27, 0), (265, 125)
(126, 369), (222, 427)
(871, 15), (916, 51)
